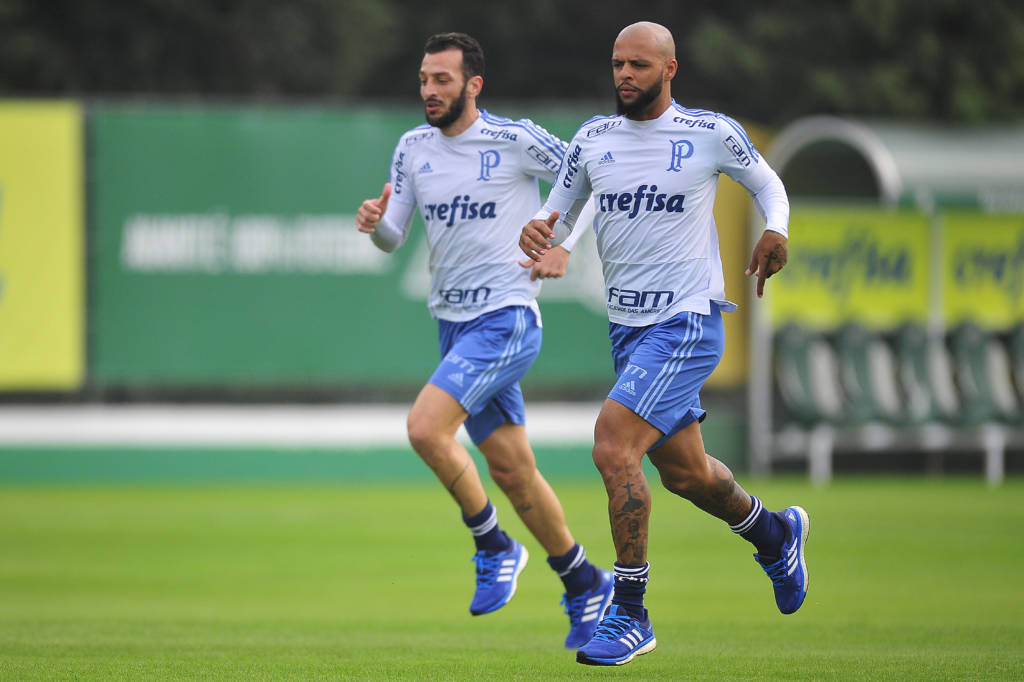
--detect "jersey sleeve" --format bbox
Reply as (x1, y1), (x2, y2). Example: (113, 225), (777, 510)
(534, 129), (593, 246)
(515, 118), (568, 183)
(370, 139), (418, 252)
(549, 131), (592, 201)
(387, 138), (417, 207)
(557, 196), (595, 252)
(716, 115), (790, 236)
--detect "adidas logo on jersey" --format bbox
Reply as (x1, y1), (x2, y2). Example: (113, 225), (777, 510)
(599, 151), (616, 165)
(617, 380), (637, 396)
(448, 372), (464, 387)
(418, 162), (434, 174)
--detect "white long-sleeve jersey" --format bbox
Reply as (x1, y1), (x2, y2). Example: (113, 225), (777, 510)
(539, 101), (789, 327)
(372, 110), (582, 323)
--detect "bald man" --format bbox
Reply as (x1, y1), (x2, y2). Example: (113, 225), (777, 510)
(520, 22), (809, 666)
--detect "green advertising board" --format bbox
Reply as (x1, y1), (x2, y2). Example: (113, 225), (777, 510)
(90, 104), (612, 392)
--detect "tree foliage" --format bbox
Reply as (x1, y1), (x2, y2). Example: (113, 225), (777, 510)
(0, 0), (1021, 124)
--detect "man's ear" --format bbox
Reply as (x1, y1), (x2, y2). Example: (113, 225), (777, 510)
(467, 75), (484, 98)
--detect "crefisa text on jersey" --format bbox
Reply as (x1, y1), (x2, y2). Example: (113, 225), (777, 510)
(672, 116), (716, 129)
(422, 194), (498, 227)
(561, 144), (582, 189)
(392, 152), (407, 195)
(598, 184), (685, 218)
(480, 127), (517, 141)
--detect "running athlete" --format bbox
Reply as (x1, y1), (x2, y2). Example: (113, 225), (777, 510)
(356, 32), (612, 649)
(520, 22), (809, 666)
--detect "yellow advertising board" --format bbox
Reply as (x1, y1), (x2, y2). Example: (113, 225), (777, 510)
(768, 207), (931, 328)
(0, 101), (84, 389)
(943, 212), (1024, 328)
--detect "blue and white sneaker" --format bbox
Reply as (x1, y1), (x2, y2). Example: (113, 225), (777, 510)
(575, 604), (656, 666)
(754, 505), (810, 614)
(562, 569), (615, 649)
(469, 539), (528, 615)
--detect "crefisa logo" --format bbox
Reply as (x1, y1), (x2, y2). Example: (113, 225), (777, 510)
(598, 184), (685, 218)
(562, 144), (582, 189)
(392, 152), (407, 194)
(422, 195), (498, 227)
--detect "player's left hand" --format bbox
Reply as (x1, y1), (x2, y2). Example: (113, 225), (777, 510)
(745, 230), (788, 298)
(518, 245), (569, 280)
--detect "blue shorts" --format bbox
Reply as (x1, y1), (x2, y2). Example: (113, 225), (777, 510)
(429, 306), (542, 445)
(607, 304), (725, 451)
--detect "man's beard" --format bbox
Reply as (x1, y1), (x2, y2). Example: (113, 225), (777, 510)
(616, 79), (663, 117)
(425, 84), (468, 129)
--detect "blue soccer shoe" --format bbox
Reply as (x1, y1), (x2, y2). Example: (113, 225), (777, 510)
(754, 505), (810, 614)
(469, 539), (528, 615)
(575, 604), (657, 666)
(562, 569), (615, 649)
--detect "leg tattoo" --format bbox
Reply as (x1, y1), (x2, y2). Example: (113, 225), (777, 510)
(609, 475), (651, 565)
(689, 456), (751, 525)
(446, 461), (470, 500)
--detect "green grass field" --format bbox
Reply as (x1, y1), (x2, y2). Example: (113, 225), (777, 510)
(1, 471), (1022, 680)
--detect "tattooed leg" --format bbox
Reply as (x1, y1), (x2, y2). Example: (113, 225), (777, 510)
(592, 399), (662, 565)
(648, 421), (753, 526)
(478, 423), (575, 557)
(604, 468), (652, 565)
(683, 455), (753, 525)
(407, 383), (489, 516)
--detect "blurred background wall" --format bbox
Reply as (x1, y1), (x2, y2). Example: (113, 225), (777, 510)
(1, 1), (1023, 476)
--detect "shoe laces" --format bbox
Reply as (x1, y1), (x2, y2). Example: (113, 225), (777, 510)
(561, 592), (588, 625)
(589, 613), (635, 642)
(472, 551), (502, 589)
(757, 555), (788, 587)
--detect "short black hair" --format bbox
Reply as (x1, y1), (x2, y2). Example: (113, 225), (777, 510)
(424, 32), (485, 80)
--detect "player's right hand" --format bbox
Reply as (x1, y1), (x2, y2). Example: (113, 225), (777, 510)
(356, 183), (392, 233)
(518, 210), (560, 262)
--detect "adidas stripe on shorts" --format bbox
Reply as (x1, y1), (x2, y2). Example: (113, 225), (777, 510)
(430, 306), (541, 445)
(607, 303), (725, 451)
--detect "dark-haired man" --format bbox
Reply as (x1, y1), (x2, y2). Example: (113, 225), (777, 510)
(356, 32), (611, 649)
(521, 21), (809, 666)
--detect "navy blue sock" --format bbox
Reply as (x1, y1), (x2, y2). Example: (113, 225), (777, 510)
(546, 543), (598, 596)
(611, 562), (649, 620)
(462, 501), (512, 553)
(730, 495), (786, 558)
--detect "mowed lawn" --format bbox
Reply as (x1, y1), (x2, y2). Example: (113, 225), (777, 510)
(0, 471), (1021, 680)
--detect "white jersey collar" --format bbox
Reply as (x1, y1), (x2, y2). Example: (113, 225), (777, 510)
(438, 111), (484, 146)
(621, 100), (678, 130)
